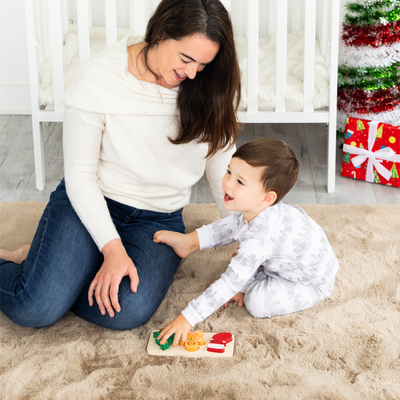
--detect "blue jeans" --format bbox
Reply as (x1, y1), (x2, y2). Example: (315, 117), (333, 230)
(0, 179), (185, 330)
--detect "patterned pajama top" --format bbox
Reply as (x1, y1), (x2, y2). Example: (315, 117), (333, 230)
(181, 202), (339, 327)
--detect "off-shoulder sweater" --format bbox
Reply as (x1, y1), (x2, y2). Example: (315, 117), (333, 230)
(63, 35), (234, 250)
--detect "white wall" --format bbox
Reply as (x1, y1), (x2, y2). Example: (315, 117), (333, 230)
(0, 0), (31, 114)
(0, 0), (347, 115)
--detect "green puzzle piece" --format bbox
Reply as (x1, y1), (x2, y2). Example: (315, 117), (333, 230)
(153, 330), (175, 350)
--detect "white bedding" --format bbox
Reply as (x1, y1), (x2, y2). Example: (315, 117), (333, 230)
(38, 27), (330, 112)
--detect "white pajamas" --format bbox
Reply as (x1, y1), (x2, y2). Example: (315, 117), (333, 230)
(181, 202), (339, 327)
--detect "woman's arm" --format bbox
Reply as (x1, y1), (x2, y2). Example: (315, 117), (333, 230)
(63, 107), (119, 249)
(63, 107), (139, 317)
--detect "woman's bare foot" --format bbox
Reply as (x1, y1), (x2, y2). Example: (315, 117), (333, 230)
(0, 244), (31, 264)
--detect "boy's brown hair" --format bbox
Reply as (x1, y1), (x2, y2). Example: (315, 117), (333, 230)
(233, 138), (299, 205)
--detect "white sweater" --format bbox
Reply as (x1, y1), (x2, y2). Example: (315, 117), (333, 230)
(63, 35), (234, 250)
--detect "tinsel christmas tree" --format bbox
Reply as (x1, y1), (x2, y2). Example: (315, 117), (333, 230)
(337, 0), (400, 139)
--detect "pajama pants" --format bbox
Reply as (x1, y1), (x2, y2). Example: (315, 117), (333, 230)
(244, 269), (332, 318)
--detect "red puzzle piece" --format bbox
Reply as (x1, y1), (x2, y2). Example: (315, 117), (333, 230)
(207, 332), (233, 353)
(210, 332), (232, 344)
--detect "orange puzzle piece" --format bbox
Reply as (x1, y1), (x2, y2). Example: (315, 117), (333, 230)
(184, 339), (199, 352)
(180, 330), (206, 351)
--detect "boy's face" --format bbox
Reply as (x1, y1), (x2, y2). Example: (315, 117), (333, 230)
(222, 157), (276, 222)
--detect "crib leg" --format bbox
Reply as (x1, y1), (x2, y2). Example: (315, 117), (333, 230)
(32, 115), (46, 191)
(326, 121), (336, 193)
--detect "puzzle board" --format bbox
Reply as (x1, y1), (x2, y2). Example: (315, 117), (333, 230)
(147, 330), (235, 358)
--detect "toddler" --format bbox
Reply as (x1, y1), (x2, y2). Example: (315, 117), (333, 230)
(153, 138), (339, 346)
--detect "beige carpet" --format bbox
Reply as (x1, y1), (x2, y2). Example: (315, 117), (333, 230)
(0, 202), (400, 400)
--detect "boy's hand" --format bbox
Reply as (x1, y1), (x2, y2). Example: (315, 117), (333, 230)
(153, 230), (199, 259)
(157, 314), (192, 347)
(232, 246), (239, 258)
(223, 292), (244, 308)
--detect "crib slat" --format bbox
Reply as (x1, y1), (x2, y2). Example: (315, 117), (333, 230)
(76, 0), (91, 65)
(25, 0), (46, 190)
(275, 0), (287, 113)
(130, 0), (146, 35)
(327, 0), (340, 193)
(247, 0), (259, 113)
(48, 0), (65, 113)
(105, 0), (118, 48)
(303, 0), (316, 113)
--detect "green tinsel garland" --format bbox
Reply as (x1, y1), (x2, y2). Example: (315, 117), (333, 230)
(337, 129), (345, 142)
(344, 8), (400, 25)
(338, 63), (400, 91)
(346, 0), (400, 12)
(344, 0), (400, 26)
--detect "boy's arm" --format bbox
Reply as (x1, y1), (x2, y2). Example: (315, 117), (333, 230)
(181, 238), (269, 327)
(154, 213), (240, 257)
(195, 213), (240, 250)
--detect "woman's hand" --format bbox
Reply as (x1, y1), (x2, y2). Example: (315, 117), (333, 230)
(157, 314), (192, 347)
(153, 230), (199, 259)
(223, 292), (244, 308)
(88, 238), (139, 317)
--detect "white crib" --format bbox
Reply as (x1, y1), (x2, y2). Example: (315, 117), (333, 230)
(24, 0), (340, 192)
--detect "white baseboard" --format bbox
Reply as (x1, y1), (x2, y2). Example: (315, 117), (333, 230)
(0, 85), (31, 115)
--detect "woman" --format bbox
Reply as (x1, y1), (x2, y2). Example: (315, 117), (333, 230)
(0, 0), (241, 330)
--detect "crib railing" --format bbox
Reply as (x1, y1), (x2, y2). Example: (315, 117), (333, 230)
(25, 0), (340, 193)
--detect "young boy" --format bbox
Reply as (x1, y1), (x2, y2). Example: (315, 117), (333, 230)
(153, 138), (339, 346)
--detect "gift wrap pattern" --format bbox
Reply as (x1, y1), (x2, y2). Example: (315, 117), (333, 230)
(341, 117), (400, 188)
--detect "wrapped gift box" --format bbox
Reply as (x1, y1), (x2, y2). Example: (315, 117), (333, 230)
(341, 117), (400, 187)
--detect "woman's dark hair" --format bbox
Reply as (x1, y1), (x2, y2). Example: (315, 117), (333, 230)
(233, 138), (300, 205)
(140, 0), (241, 157)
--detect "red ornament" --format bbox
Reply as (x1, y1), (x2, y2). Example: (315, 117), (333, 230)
(342, 20), (400, 48)
(337, 85), (400, 115)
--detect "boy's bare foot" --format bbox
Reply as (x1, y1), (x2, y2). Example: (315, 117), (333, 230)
(153, 231), (199, 258)
(0, 244), (31, 264)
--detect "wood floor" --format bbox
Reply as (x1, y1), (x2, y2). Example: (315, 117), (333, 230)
(1, 114), (399, 204)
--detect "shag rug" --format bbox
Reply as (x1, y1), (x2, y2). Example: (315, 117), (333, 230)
(38, 27), (330, 112)
(0, 202), (400, 400)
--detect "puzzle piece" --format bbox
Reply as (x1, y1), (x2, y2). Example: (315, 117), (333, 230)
(211, 332), (232, 344)
(153, 330), (175, 350)
(179, 330), (205, 347)
(184, 339), (199, 352)
(207, 332), (233, 353)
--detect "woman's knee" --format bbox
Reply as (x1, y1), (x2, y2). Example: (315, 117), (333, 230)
(112, 293), (160, 329)
(6, 300), (67, 328)
(71, 280), (162, 331)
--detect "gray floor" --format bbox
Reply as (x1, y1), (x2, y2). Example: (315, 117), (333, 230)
(0, 114), (399, 204)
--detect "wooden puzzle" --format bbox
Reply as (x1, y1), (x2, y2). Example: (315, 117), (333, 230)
(147, 330), (235, 358)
